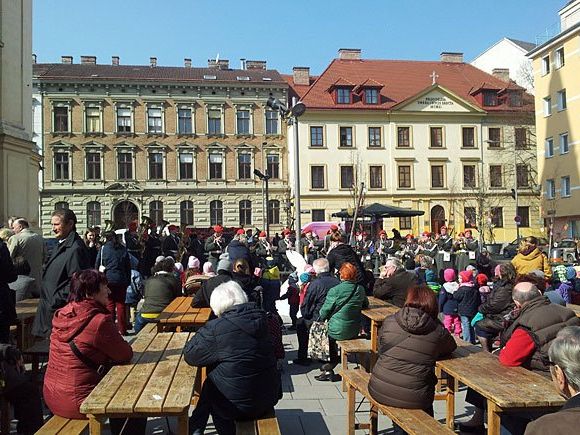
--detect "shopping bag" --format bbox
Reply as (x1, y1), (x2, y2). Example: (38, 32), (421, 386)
(307, 320), (329, 361)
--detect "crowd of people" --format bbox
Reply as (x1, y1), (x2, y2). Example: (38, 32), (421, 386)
(1, 211), (580, 434)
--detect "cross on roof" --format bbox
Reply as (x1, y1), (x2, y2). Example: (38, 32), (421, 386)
(430, 71), (439, 85)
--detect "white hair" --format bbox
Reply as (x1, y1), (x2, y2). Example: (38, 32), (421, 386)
(385, 257), (404, 271)
(313, 258), (330, 274)
(549, 326), (580, 391)
(210, 280), (248, 317)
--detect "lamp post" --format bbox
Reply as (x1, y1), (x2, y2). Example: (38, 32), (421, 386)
(254, 168), (271, 237)
(512, 145), (521, 241)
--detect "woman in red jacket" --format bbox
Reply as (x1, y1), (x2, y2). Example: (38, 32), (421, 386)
(43, 269), (146, 434)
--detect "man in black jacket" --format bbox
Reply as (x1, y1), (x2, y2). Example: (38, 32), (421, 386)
(293, 258), (340, 366)
(373, 258), (418, 307)
(191, 254), (232, 310)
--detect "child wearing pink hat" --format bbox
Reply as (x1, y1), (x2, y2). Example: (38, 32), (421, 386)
(439, 268), (461, 337)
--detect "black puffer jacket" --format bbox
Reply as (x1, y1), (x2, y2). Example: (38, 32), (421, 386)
(373, 270), (418, 307)
(368, 307), (456, 409)
(327, 243), (368, 287)
(184, 303), (280, 416)
(477, 279), (515, 333)
(453, 284), (480, 317)
(191, 271), (232, 308)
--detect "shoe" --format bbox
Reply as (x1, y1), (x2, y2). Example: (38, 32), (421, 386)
(457, 422), (485, 433)
(292, 358), (312, 366)
(314, 370), (334, 381)
(320, 363), (334, 371)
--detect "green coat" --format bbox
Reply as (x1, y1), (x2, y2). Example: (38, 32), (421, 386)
(319, 281), (369, 340)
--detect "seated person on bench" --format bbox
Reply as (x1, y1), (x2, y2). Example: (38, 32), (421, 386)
(369, 285), (456, 435)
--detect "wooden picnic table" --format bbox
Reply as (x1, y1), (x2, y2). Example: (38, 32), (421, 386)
(156, 296), (212, 333)
(80, 329), (198, 435)
(361, 303), (399, 353)
(13, 298), (39, 349)
(566, 303), (580, 317)
(366, 296), (388, 308)
(436, 349), (565, 434)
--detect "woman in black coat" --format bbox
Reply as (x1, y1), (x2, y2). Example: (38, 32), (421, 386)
(184, 280), (280, 434)
(326, 230), (368, 289)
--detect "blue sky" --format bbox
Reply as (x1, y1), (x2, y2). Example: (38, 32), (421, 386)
(34, 0), (564, 74)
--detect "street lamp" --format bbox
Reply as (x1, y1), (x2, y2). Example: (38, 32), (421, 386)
(254, 167), (271, 237)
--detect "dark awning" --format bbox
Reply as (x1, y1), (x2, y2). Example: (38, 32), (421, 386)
(331, 202), (424, 218)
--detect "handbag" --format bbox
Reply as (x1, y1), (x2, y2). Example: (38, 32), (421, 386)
(98, 247), (106, 273)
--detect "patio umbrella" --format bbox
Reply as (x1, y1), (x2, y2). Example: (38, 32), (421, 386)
(332, 202), (424, 218)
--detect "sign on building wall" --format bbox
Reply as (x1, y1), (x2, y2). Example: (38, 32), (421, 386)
(400, 90), (471, 112)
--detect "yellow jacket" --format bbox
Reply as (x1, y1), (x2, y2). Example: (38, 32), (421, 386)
(511, 248), (551, 278)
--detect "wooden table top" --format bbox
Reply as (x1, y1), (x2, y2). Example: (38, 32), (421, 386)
(436, 350), (564, 409)
(80, 329), (197, 417)
(367, 296), (389, 308)
(157, 297), (212, 328)
(361, 304), (399, 322)
(567, 303), (580, 317)
(15, 298), (39, 320)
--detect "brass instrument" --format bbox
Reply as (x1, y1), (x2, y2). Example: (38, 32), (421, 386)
(138, 216), (153, 254)
(177, 225), (187, 262)
(100, 220), (114, 243)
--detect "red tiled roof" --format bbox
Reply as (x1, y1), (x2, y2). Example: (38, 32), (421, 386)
(296, 59), (533, 112)
(281, 74), (318, 100)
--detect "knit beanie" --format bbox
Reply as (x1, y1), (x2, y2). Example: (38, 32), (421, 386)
(566, 266), (576, 281)
(443, 268), (456, 282)
(217, 253), (232, 272)
(174, 263), (183, 273)
(553, 264), (567, 282)
(203, 261), (214, 274)
(476, 273), (488, 286)
(188, 256), (200, 269)
(299, 272), (312, 284)
(459, 270), (473, 283)
(425, 269), (437, 283)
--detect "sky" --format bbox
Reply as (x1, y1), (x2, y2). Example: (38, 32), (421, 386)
(33, 0), (566, 75)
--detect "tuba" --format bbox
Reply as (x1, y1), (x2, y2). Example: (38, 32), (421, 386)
(138, 215), (153, 247)
(101, 220), (114, 243)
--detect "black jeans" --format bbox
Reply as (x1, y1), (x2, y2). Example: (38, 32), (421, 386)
(296, 317), (314, 360)
(328, 336), (339, 370)
(289, 303), (299, 326)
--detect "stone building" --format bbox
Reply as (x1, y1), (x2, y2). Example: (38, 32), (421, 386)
(33, 57), (289, 236)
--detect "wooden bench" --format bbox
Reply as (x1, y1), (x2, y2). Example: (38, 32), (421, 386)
(35, 415), (88, 434)
(235, 411), (281, 435)
(156, 297), (212, 333)
(337, 338), (372, 391)
(342, 369), (454, 435)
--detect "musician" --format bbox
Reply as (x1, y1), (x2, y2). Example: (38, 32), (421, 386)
(435, 225), (454, 277)
(162, 225), (180, 259)
(204, 225), (227, 270)
(301, 230), (321, 264)
(455, 229), (478, 272)
(417, 231), (437, 260)
(125, 221), (141, 261)
(354, 232), (374, 270)
(322, 224), (340, 256)
(140, 225), (161, 277)
(277, 229), (294, 271)
(374, 230), (391, 262)
(255, 231), (273, 265)
(400, 234), (418, 270)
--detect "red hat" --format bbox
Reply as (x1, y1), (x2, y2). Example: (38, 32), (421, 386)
(236, 228), (245, 235)
(406, 233), (414, 239)
(476, 273), (488, 286)
(128, 221), (138, 231)
(168, 224), (178, 232)
(379, 230), (386, 236)
(464, 229), (472, 235)
(422, 231), (431, 237)
(259, 231), (267, 237)
(282, 228), (291, 236)
(459, 270), (473, 283)
(330, 224), (339, 231)
(213, 225), (223, 233)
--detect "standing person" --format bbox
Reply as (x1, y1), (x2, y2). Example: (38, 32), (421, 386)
(140, 226), (161, 278)
(84, 228), (100, 268)
(95, 231), (132, 336)
(453, 270), (480, 344)
(277, 229), (295, 272)
(226, 229), (254, 269)
(162, 225), (180, 259)
(439, 269), (461, 338)
(205, 225), (227, 271)
(254, 231), (273, 266)
(373, 258), (418, 307)
(124, 221), (142, 263)
(316, 263), (369, 382)
(0, 239), (17, 343)
(8, 218), (44, 297)
(326, 229), (368, 289)
(434, 225), (454, 278)
(512, 236), (551, 278)
(32, 209), (90, 339)
(369, 286), (457, 435)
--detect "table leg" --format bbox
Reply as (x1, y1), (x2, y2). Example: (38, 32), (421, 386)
(347, 383), (355, 435)
(88, 415), (105, 435)
(370, 404), (378, 435)
(341, 348), (347, 392)
(445, 373), (456, 430)
(370, 320), (379, 369)
(487, 401), (502, 435)
(177, 412), (189, 435)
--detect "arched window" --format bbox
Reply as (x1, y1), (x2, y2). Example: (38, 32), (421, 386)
(268, 199), (280, 225)
(239, 200), (252, 226)
(149, 201), (163, 226)
(210, 200), (223, 226)
(180, 200), (194, 226)
(87, 201), (101, 228)
(54, 201), (69, 211)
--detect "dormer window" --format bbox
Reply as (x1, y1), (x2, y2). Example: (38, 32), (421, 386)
(509, 91), (523, 107)
(364, 88), (379, 104)
(336, 87), (352, 104)
(483, 91), (498, 106)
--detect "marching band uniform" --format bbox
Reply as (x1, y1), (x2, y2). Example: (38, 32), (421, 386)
(277, 229), (295, 271)
(301, 231), (322, 264)
(125, 222), (141, 261)
(435, 226), (454, 276)
(204, 225), (227, 270)
(254, 231), (273, 266)
(455, 229), (478, 272)
(161, 225), (180, 259)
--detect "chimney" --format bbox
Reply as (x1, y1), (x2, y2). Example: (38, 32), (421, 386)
(61, 55), (73, 64)
(150, 57), (157, 67)
(293, 67), (310, 86)
(184, 58), (192, 68)
(338, 48), (362, 60)
(245, 60), (267, 70)
(32, 53), (37, 64)
(440, 52), (464, 63)
(492, 68), (510, 82)
(240, 58), (246, 70)
(80, 55), (96, 65)
(112, 56), (120, 66)
(208, 59), (229, 70)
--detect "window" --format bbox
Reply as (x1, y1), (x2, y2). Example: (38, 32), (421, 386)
(210, 200), (223, 226)
(339, 127), (353, 147)
(179, 152), (194, 180)
(488, 127), (501, 147)
(399, 216), (412, 230)
(515, 128), (527, 149)
(364, 88), (379, 104)
(147, 107), (163, 134)
(547, 179), (556, 199)
(87, 201), (101, 227)
(491, 207), (503, 228)
(555, 47), (565, 68)
(336, 87), (351, 104)
(311, 209), (325, 222)
(53, 107), (69, 132)
(517, 206), (530, 228)
(562, 176), (571, 197)
(54, 152), (69, 180)
(560, 133), (569, 154)
(265, 110), (278, 135)
(557, 90), (567, 111)
(178, 108), (193, 134)
(180, 200), (194, 225)
(148, 152), (164, 180)
(118, 152), (133, 180)
(483, 91), (498, 106)
(86, 152), (101, 180)
(546, 137), (554, 157)
(207, 109), (222, 135)
(430, 127), (443, 148)
(239, 200), (252, 226)
(464, 207), (476, 229)
(236, 110), (250, 135)
(516, 164), (529, 188)
(209, 153), (223, 179)
(54, 201), (69, 211)
(368, 127), (381, 147)
(149, 201), (163, 226)
(490, 165), (503, 187)
(431, 165), (444, 188)
(85, 107), (101, 133)
(268, 199), (280, 225)
(340, 166), (354, 189)
(398, 165), (411, 188)
(267, 154), (280, 179)
(462, 127), (475, 148)
(463, 165), (476, 188)
(116, 106), (132, 133)
(543, 97), (552, 116)
(397, 127), (410, 148)
(310, 126), (324, 147)
(509, 91), (523, 107)
(369, 165), (383, 189)
(542, 55), (550, 75)
(311, 166), (325, 189)
(238, 153), (251, 179)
